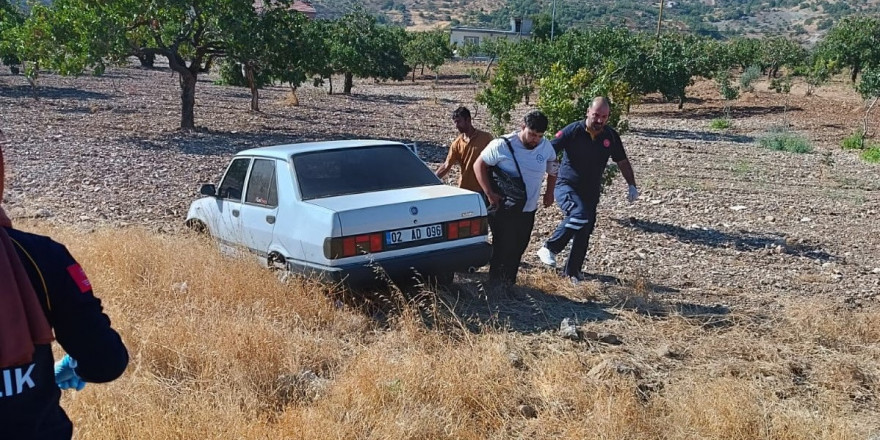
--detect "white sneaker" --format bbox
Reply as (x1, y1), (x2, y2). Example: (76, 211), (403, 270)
(537, 247), (557, 268)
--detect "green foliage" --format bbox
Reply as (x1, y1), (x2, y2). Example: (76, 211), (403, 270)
(841, 130), (865, 150)
(716, 69), (739, 101)
(861, 146), (880, 163)
(801, 56), (835, 95)
(536, 62), (634, 136)
(475, 61), (524, 135)
(403, 30), (452, 80)
(727, 38), (763, 70)
(649, 33), (720, 109)
(324, 9), (408, 94)
(216, 59), (271, 87)
(760, 36), (807, 78)
(224, 3), (319, 110)
(818, 16), (880, 82)
(856, 67), (880, 101)
(769, 74), (793, 95)
(739, 65), (761, 92)
(3, 0), (121, 88)
(759, 130), (813, 153)
(709, 118), (731, 130)
(0, 0), (23, 66)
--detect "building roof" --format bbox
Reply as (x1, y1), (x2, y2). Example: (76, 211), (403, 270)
(252, 0), (316, 18)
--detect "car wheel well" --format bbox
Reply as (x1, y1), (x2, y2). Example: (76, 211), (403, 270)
(185, 219), (207, 234)
(268, 252), (287, 270)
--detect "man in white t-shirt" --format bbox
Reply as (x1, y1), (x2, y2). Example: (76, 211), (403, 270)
(474, 110), (559, 285)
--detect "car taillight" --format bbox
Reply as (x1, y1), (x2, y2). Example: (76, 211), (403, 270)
(447, 217), (488, 240)
(324, 233), (385, 259)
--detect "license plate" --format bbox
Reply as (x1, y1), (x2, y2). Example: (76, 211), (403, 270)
(386, 224), (444, 245)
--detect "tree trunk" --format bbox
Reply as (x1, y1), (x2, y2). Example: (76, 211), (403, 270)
(245, 64), (259, 112)
(411, 69), (416, 82)
(137, 52), (155, 68)
(179, 71), (197, 130)
(328, 76), (333, 95)
(287, 86), (300, 106)
(343, 72), (353, 95)
(677, 92), (685, 110)
(420, 65), (424, 75)
(865, 97), (878, 138)
(851, 65), (861, 83)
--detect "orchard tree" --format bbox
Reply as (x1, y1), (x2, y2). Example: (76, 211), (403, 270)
(819, 16), (880, 83)
(649, 33), (716, 109)
(225, 4), (317, 111)
(0, 0), (23, 71)
(760, 36), (806, 79)
(727, 37), (763, 71)
(537, 62), (635, 135)
(475, 61), (525, 134)
(856, 67), (880, 138)
(2, 0), (120, 95)
(324, 9), (408, 95)
(403, 30), (452, 81)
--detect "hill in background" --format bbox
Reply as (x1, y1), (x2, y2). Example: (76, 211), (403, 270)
(312, 0), (880, 43)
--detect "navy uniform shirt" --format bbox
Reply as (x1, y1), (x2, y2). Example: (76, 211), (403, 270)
(1, 227), (129, 440)
(551, 121), (628, 204)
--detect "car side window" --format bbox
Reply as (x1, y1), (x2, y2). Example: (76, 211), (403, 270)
(245, 159), (278, 207)
(218, 158), (250, 201)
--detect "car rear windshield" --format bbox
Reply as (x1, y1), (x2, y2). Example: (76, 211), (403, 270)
(293, 145), (441, 200)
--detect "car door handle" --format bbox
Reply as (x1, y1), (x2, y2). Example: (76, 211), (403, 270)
(232, 209), (240, 217)
(266, 215), (276, 224)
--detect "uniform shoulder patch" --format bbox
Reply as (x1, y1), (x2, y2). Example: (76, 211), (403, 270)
(555, 130), (563, 138)
(66, 264), (92, 293)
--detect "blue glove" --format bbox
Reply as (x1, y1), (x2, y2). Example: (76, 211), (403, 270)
(54, 354), (86, 391)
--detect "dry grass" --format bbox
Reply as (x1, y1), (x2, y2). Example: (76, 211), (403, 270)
(22, 223), (879, 439)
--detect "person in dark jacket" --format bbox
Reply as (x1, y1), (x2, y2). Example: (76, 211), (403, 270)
(0, 131), (129, 439)
(536, 97), (640, 283)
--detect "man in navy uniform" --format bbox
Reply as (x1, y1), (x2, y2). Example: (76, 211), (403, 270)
(0, 131), (129, 439)
(537, 97), (640, 283)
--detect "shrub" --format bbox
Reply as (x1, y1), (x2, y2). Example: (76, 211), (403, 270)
(861, 146), (880, 163)
(739, 65), (762, 92)
(841, 131), (865, 150)
(710, 118), (731, 130)
(759, 131), (813, 153)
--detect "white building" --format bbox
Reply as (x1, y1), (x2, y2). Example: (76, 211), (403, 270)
(450, 17), (533, 48)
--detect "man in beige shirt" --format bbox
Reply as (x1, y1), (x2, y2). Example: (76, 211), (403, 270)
(436, 106), (493, 194)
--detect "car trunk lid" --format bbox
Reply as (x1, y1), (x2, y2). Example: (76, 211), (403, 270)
(305, 185), (485, 236)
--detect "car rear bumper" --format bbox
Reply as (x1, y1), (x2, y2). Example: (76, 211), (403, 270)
(289, 242), (492, 286)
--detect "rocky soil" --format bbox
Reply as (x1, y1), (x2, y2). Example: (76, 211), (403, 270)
(1, 60), (878, 313)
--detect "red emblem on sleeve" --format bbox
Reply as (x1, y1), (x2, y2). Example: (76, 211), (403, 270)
(66, 264), (92, 293)
(603, 139), (611, 148)
(555, 130), (563, 138)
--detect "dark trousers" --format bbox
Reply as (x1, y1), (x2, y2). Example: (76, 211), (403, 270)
(487, 208), (536, 284)
(544, 184), (598, 277)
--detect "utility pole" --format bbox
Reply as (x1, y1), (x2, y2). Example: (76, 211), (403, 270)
(656, 0), (664, 39)
(551, 0), (557, 41)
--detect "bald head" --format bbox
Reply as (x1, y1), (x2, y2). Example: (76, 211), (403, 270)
(586, 97), (611, 132)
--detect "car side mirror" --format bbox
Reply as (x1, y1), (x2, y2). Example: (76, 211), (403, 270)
(199, 184), (217, 197)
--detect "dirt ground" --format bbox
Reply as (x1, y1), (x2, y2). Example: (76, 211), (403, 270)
(0, 59), (878, 316)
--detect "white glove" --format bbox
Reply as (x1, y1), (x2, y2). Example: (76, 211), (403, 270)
(627, 185), (639, 203)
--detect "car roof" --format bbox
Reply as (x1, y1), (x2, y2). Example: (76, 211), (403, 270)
(236, 139), (406, 160)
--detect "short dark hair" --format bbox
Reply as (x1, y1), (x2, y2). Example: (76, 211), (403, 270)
(523, 110), (548, 133)
(452, 106), (471, 120)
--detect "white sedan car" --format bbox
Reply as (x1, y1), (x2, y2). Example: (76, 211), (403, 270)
(186, 140), (491, 286)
